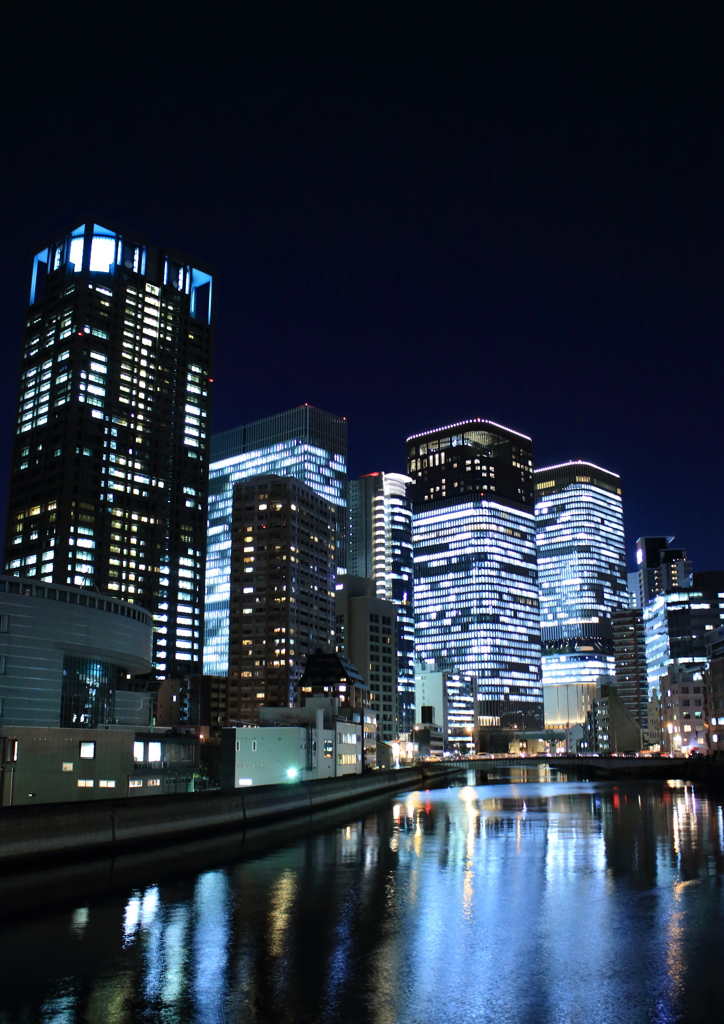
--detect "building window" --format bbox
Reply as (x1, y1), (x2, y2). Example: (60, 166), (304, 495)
(147, 779), (161, 787)
(148, 741), (162, 762)
(77, 779), (94, 788)
(133, 741), (144, 761)
(0, 615), (8, 633)
(99, 780), (116, 788)
(62, 762), (73, 772)
(60, 656), (120, 729)
(79, 741), (95, 760)
(251, 740), (257, 752)
(129, 779), (143, 788)
(0, 656), (5, 675)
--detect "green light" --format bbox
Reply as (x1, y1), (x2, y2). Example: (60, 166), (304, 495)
(286, 767), (298, 780)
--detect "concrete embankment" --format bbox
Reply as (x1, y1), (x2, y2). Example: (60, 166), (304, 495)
(0, 764), (458, 869)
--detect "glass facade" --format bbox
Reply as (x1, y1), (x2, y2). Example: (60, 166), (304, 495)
(534, 462), (627, 724)
(5, 221), (213, 679)
(60, 656), (120, 728)
(348, 473), (415, 735)
(204, 406), (346, 676)
(644, 586), (724, 694)
(408, 420), (542, 731)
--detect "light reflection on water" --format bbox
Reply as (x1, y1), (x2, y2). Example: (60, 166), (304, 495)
(1, 778), (723, 1024)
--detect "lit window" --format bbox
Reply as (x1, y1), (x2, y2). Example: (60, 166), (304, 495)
(146, 779), (161, 787)
(129, 779), (142, 788)
(99, 780), (116, 788)
(62, 762), (73, 772)
(133, 741), (144, 762)
(79, 741), (95, 760)
(77, 779), (94, 788)
(148, 741), (162, 762)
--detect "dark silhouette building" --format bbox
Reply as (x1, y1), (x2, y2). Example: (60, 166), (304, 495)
(226, 475), (336, 722)
(4, 221), (213, 680)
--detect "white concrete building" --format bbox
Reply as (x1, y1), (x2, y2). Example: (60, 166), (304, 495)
(220, 698), (363, 788)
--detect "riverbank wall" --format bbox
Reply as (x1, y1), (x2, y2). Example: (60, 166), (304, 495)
(0, 764), (458, 869)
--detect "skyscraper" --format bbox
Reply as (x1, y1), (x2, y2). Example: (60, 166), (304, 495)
(348, 473), (415, 734)
(534, 461), (628, 728)
(632, 537), (691, 608)
(408, 419), (542, 731)
(226, 475), (336, 721)
(644, 573), (724, 693)
(4, 221), (213, 679)
(204, 406), (346, 676)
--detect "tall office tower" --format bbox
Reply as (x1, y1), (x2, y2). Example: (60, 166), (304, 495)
(205, 406), (346, 676)
(335, 576), (398, 742)
(408, 419), (542, 730)
(632, 537), (691, 608)
(644, 572), (724, 694)
(534, 462), (628, 728)
(612, 608), (648, 730)
(226, 475), (336, 722)
(348, 473), (415, 734)
(4, 221), (213, 679)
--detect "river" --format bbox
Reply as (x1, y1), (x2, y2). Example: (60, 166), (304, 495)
(0, 770), (722, 1023)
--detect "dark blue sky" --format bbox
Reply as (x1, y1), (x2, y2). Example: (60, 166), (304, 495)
(2, 7), (722, 571)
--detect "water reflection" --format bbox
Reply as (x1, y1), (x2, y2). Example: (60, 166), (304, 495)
(0, 779), (723, 1023)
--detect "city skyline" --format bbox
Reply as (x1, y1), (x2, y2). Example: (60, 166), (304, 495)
(2, 11), (724, 578)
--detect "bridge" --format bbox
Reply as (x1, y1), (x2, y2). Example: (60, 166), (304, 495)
(442, 755), (718, 781)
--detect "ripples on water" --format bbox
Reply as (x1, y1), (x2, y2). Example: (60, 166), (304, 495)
(1, 773), (723, 1024)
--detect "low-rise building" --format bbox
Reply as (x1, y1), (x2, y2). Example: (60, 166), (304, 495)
(580, 682), (642, 753)
(220, 697), (364, 788)
(0, 726), (198, 805)
(0, 575), (152, 729)
(659, 664), (707, 754)
(298, 649), (376, 766)
(703, 656), (724, 753)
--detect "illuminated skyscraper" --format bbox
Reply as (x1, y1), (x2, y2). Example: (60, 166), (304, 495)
(4, 221), (213, 679)
(644, 573), (724, 693)
(631, 536), (691, 608)
(204, 405), (346, 676)
(408, 419), (542, 730)
(348, 473), (415, 734)
(534, 461), (628, 727)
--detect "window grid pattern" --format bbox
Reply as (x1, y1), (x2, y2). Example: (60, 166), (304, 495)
(413, 500), (542, 728)
(205, 435), (346, 676)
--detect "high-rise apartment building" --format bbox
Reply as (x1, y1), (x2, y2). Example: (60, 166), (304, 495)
(335, 576), (398, 742)
(348, 472), (415, 734)
(204, 406), (346, 676)
(612, 608), (648, 729)
(534, 461), (628, 727)
(4, 221), (213, 679)
(408, 419), (542, 730)
(226, 475), (336, 721)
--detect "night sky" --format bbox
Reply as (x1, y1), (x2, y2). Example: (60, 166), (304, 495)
(2, 7), (722, 571)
